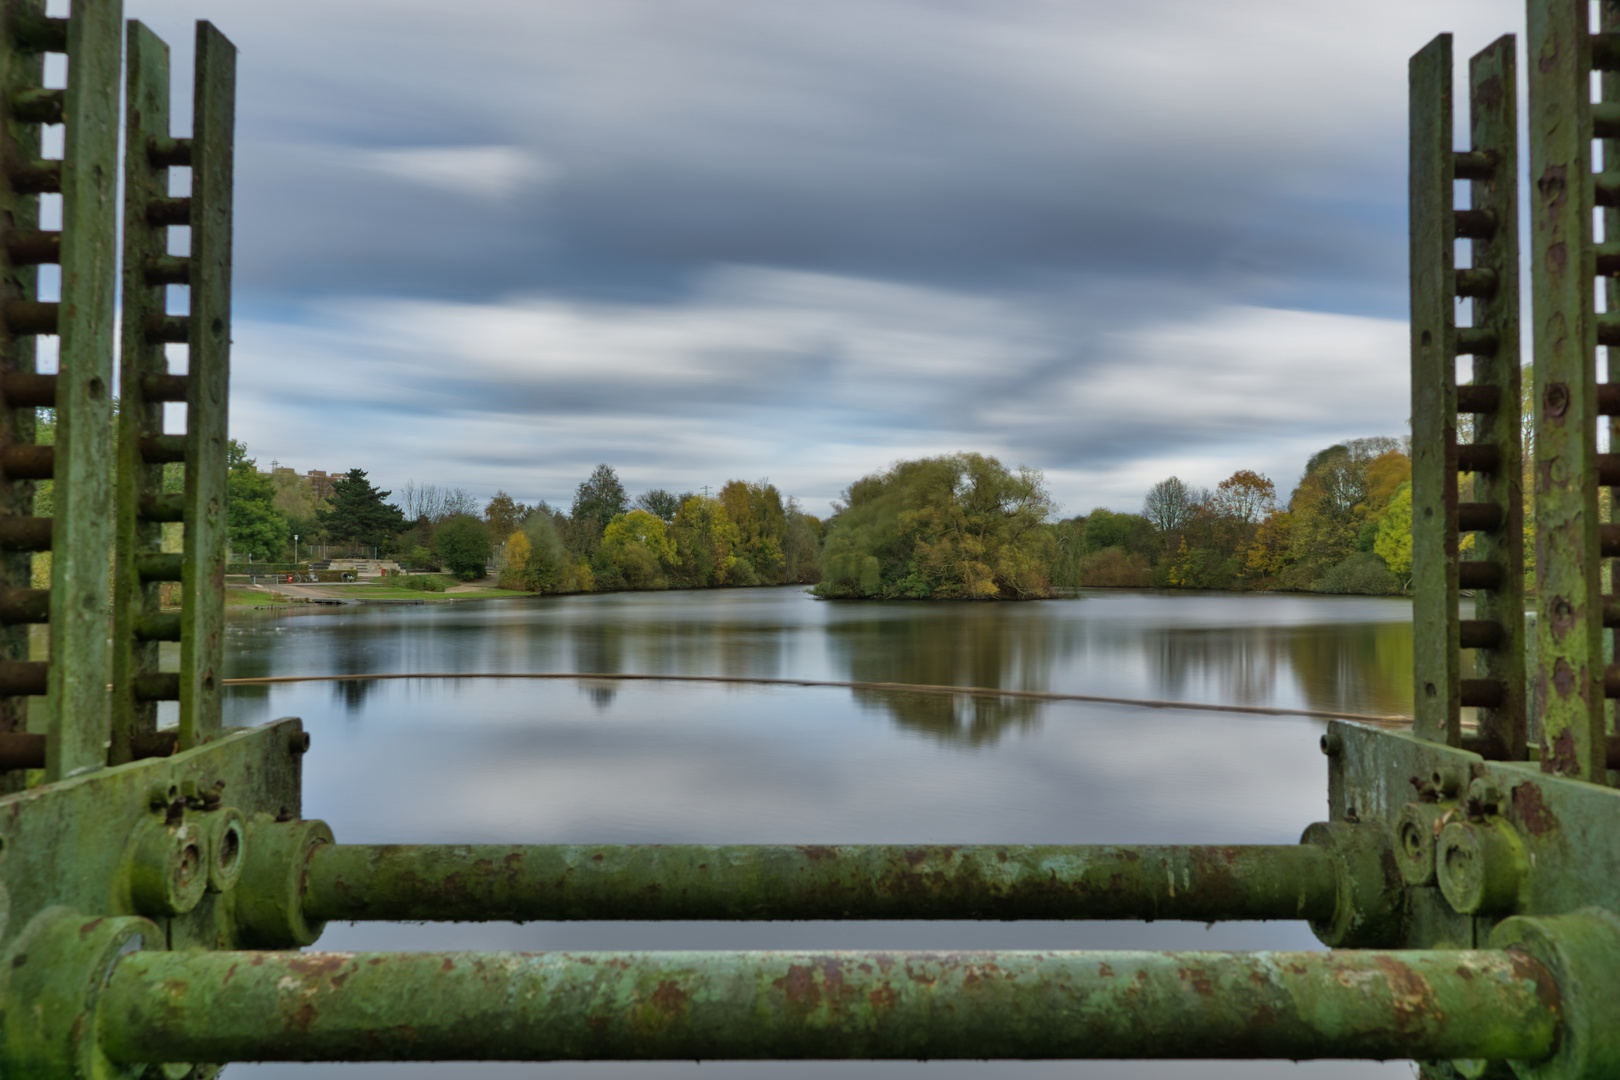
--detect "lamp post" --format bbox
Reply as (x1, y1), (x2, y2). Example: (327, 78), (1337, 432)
(294, 534), (299, 566)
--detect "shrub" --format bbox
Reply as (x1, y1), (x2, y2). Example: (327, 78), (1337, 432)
(1315, 551), (1400, 595)
(432, 515), (491, 580)
(1077, 547), (1151, 587)
(400, 574), (448, 592)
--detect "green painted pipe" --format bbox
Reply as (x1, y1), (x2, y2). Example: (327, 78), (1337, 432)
(300, 843), (1339, 924)
(98, 947), (1558, 1063)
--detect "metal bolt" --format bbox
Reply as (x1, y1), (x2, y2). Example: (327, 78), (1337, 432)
(1436, 818), (1525, 915)
(1395, 803), (1448, 887)
(1319, 732), (1343, 757)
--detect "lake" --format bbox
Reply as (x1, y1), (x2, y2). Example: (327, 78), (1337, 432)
(224, 585), (1417, 1080)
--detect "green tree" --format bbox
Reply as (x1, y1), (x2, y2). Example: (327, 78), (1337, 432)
(571, 464), (628, 539)
(634, 488), (683, 523)
(719, 480), (788, 583)
(1374, 483), (1413, 582)
(668, 495), (742, 588)
(433, 515), (491, 579)
(227, 440), (290, 561)
(521, 509), (585, 593)
(316, 468), (406, 552)
(600, 509), (675, 589)
(814, 454), (1056, 600)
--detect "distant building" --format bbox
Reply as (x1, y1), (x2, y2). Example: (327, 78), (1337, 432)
(305, 469), (345, 501)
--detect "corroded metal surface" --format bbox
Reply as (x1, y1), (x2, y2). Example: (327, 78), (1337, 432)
(110, 20), (171, 766)
(302, 843), (1338, 924)
(0, 0), (47, 793)
(1409, 33), (1460, 746)
(44, 0), (119, 780)
(178, 21), (233, 750)
(96, 947), (1559, 1064)
(1528, 0), (1606, 779)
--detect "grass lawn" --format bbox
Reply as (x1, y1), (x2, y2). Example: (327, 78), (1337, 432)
(225, 588), (288, 607)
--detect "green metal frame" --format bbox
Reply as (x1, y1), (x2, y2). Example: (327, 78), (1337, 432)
(1410, 33), (1525, 757)
(111, 20), (234, 764)
(12, 0), (1620, 1076)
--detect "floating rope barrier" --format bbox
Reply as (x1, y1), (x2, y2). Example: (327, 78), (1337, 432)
(221, 671), (1415, 727)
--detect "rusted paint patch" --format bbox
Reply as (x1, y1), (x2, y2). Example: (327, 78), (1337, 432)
(1544, 728), (1580, 776)
(1511, 782), (1559, 837)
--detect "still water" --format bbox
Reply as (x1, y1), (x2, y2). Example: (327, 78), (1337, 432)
(225, 586), (1417, 1080)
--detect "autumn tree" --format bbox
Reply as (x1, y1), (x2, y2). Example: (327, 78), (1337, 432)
(815, 454), (1055, 600)
(599, 509), (676, 589)
(484, 490), (530, 539)
(719, 480), (788, 584)
(1211, 470), (1276, 524)
(669, 496), (742, 588)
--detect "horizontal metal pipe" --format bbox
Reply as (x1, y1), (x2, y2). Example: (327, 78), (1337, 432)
(0, 443), (53, 479)
(0, 660), (47, 697)
(1456, 383), (1500, 413)
(1459, 678), (1505, 709)
(142, 314), (190, 344)
(1458, 619), (1503, 649)
(8, 88), (62, 124)
(0, 731), (43, 770)
(138, 496), (184, 526)
(4, 229), (59, 266)
(0, 516), (51, 552)
(1457, 502), (1503, 532)
(1, 371), (56, 407)
(97, 947), (1559, 1064)
(1454, 267), (1497, 297)
(1452, 208), (1496, 239)
(301, 843), (1338, 925)
(140, 373), (188, 403)
(1454, 443), (1500, 473)
(1459, 561), (1504, 590)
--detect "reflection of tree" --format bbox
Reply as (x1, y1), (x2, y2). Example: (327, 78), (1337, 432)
(572, 624), (625, 707)
(1142, 619), (1414, 718)
(827, 609), (1070, 746)
(1284, 621), (1414, 717)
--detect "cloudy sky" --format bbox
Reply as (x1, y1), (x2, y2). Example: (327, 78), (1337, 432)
(114, 0), (1524, 517)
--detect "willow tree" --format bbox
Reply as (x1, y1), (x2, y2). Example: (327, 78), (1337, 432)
(814, 453), (1055, 600)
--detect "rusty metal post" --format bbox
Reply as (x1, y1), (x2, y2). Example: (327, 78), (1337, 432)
(0, 0), (51, 790)
(95, 947), (1559, 1064)
(177, 22), (234, 750)
(1462, 36), (1526, 760)
(1409, 34), (1461, 747)
(1602, 2), (1620, 778)
(1530, 0), (1608, 780)
(111, 21), (174, 766)
(44, 0), (120, 781)
(300, 843), (1340, 925)
(113, 22), (234, 756)
(1410, 34), (1525, 757)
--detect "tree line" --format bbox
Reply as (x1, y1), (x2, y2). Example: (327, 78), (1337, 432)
(225, 434), (1429, 599)
(224, 449), (823, 591)
(1049, 437), (1416, 594)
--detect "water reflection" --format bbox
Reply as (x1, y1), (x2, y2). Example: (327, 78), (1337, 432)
(825, 608), (1067, 744)
(224, 588), (1417, 740)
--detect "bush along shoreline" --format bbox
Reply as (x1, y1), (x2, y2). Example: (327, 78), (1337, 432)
(222, 431), (1479, 603)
